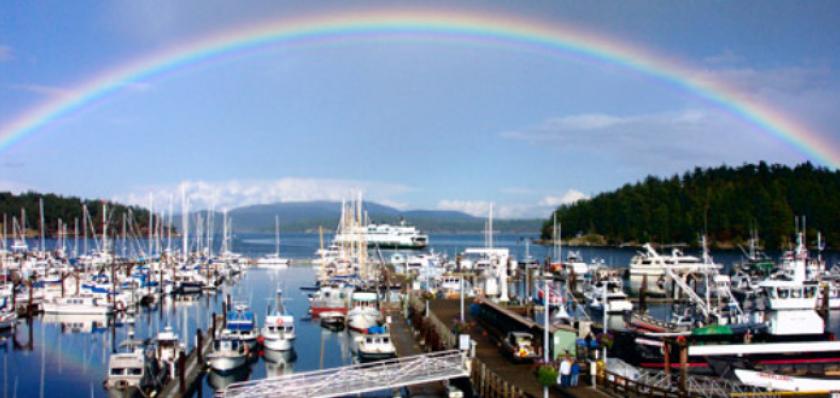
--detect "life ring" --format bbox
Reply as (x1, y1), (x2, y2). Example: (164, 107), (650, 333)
(115, 300), (126, 312)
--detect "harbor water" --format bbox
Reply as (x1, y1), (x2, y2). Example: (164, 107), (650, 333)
(4, 233), (840, 397)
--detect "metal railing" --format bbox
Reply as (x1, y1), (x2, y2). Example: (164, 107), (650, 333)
(219, 350), (469, 398)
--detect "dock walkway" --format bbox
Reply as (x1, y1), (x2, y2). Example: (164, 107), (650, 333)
(385, 305), (449, 396)
(428, 299), (608, 398)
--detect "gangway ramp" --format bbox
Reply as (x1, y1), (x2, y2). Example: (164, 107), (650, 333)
(219, 350), (469, 398)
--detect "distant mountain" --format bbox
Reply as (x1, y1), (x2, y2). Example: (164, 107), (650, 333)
(210, 201), (541, 233)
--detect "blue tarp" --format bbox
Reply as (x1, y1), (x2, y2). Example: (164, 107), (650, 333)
(367, 325), (387, 334)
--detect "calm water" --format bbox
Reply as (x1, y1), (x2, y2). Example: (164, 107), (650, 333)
(4, 233), (840, 397)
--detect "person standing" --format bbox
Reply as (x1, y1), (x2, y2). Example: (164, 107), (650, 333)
(559, 355), (572, 387)
(570, 361), (581, 387)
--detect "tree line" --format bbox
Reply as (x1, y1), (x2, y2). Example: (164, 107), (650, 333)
(542, 162), (840, 249)
(0, 191), (152, 236)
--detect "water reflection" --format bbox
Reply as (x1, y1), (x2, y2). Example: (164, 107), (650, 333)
(262, 349), (296, 377)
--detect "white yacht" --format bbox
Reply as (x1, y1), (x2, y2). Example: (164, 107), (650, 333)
(334, 220), (428, 249)
(628, 244), (720, 296)
(43, 294), (114, 315)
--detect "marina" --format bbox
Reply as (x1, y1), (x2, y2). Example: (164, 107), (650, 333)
(1, 202), (840, 398)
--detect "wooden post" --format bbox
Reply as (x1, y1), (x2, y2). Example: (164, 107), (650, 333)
(821, 283), (830, 325)
(27, 280), (33, 315)
(678, 338), (687, 396)
(663, 340), (671, 380)
(178, 351), (186, 396)
(60, 272), (65, 297)
(196, 328), (204, 363)
(210, 313), (217, 342)
(640, 274), (648, 313)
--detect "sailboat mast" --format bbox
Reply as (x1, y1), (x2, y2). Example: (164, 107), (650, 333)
(39, 197), (45, 252)
(275, 215), (280, 256)
(181, 187), (188, 261)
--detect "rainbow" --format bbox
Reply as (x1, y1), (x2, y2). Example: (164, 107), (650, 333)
(1, 8), (838, 167)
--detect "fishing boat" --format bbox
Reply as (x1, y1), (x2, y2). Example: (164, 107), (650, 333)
(257, 216), (290, 269)
(356, 326), (396, 361)
(309, 284), (350, 316)
(319, 311), (346, 330)
(615, 260), (840, 376)
(346, 291), (381, 333)
(207, 330), (249, 372)
(225, 304), (258, 348)
(262, 290), (295, 351)
(155, 326), (185, 379)
(104, 340), (163, 398)
(586, 278), (633, 315)
(43, 294), (114, 315)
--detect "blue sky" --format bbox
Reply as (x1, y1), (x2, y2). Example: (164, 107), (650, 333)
(1, 1), (839, 218)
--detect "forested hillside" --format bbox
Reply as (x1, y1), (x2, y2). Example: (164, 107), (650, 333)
(542, 162), (840, 249)
(0, 192), (151, 235)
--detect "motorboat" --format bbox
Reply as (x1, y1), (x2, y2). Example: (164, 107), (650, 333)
(226, 304), (258, 348)
(346, 291), (381, 333)
(628, 243), (721, 296)
(207, 330), (249, 372)
(356, 326), (396, 361)
(155, 326), (185, 379)
(104, 340), (163, 397)
(319, 311), (346, 330)
(43, 294), (114, 315)
(262, 290), (295, 351)
(586, 279), (633, 315)
(309, 284), (350, 317)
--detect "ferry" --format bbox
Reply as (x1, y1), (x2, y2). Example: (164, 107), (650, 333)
(333, 220), (428, 249)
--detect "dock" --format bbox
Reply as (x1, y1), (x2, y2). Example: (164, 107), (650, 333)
(158, 314), (223, 398)
(385, 305), (450, 396)
(410, 296), (610, 398)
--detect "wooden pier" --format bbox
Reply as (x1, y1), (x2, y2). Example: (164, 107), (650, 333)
(158, 313), (223, 398)
(384, 304), (450, 396)
(408, 295), (610, 398)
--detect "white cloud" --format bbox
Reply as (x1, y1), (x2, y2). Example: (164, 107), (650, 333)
(437, 189), (589, 219)
(0, 180), (34, 194)
(436, 200), (495, 218)
(501, 107), (805, 170)
(538, 190), (589, 207)
(114, 177), (413, 211)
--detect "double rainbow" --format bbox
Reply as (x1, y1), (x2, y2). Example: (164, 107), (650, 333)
(1, 9), (837, 167)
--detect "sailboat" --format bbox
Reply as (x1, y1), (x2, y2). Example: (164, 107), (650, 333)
(257, 215), (290, 269)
